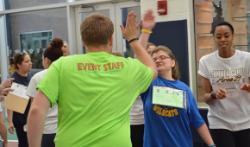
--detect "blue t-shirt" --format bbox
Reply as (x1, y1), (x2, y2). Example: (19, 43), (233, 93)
(141, 77), (204, 147)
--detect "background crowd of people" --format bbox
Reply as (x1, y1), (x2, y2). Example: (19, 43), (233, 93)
(0, 9), (249, 147)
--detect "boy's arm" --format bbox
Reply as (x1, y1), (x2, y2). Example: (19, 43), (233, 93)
(121, 10), (157, 79)
(27, 91), (50, 147)
(139, 10), (155, 48)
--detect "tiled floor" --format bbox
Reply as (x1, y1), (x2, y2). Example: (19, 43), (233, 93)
(8, 142), (18, 147)
(1, 141), (18, 147)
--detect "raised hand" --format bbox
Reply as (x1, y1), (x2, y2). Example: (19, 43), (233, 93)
(120, 11), (139, 41)
(141, 10), (155, 30)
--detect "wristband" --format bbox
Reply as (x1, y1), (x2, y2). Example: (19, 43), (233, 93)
(128, 37), (139, 44)
(208, 144), (216, 147)
(141, 28), (152, 34)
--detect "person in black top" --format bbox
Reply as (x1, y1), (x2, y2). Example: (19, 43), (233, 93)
(7, 52), (32, 147)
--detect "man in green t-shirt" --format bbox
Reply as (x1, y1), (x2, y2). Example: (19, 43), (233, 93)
(27, 11), (157, 147)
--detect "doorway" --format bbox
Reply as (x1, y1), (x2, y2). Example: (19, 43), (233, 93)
(75, 1), (140, 56)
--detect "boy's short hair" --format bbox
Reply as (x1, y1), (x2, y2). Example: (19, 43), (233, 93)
(80, 13), (114, 47)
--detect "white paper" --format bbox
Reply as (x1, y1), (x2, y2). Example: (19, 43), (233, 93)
(10, 82), (29, 100)
(153, 86), (186, 108)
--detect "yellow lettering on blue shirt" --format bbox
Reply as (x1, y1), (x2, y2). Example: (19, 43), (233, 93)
(153, 105), (179, 117)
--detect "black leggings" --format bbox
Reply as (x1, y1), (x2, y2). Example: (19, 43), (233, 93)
(41, 133), (56, 147)
(15, 125), (28, 147)
(130, 124), (144, 147)
(210, 128), (250, 147)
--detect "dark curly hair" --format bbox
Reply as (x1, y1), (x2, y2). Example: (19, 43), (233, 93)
(43, 37), (64, 62)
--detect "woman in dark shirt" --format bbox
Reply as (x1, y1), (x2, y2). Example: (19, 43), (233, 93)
(7, 52), (32, 147)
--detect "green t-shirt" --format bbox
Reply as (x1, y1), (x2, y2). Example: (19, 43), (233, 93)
(38, 52), (153, 147)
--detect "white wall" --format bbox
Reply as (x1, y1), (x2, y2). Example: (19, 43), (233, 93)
(141, 0), (190, 22)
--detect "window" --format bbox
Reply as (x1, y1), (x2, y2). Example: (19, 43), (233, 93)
(20, 31), (52, 68)
(6, 8), (68, 70)
(5, 0), (67, 10)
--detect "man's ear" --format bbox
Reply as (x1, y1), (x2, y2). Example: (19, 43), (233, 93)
(108, 36), (113, 47)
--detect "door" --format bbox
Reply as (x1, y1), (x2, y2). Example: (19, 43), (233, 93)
(75, 3), (115, 53)
(75, 1), (140, 55)
(115, 2), (140, 57)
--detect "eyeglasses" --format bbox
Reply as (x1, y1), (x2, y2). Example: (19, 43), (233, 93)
(153, 55), (171, 62)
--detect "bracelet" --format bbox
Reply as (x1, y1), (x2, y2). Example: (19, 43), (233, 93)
(128, 37), (139, 44)
(208, 144), (216, 147)
(141, 28), (152, 34)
